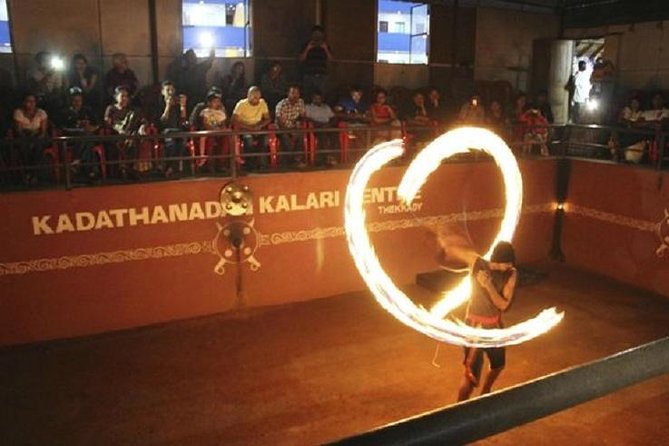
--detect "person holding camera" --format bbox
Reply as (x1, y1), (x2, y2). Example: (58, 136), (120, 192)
(299, 25), (333, 100)
(154, 80), (190, 177)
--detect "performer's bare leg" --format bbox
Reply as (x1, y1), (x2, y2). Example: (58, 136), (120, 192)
(457, 374), (475, 402)
(480, 366), (504, 395)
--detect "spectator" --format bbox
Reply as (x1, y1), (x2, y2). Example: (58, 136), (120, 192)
(369, 88), (401, 143)
(57, 87), (101, 182)
(275, 85), (306, 166)
(618, 96), (643, 126)
(403, 90), (434, 145)
(198, 87), (229, 171)
(570, 60), (591, 123)
(638, 92), (669, 128)
(167, 48), (214, 105)
(152, 80), (190, 177)
(299, 25), (333, 99)
(68, 54), (100, 114)
(426, 87), (448, 123)
(190, 86), (223, 129)
(486, 99), (509, 137)
(512, 92), (528, 122)
(104, 86), (139, 177)
(26, 51), (65, 115)
(335, 86), (370, 146)
(534, 90), (554, 124)
(518, 108), (549, 156)
(457, 94), (485, 125)
(334, 86), (369, 124)
(305, 90), (336, 165)
(104, 53), (139, 102)
(261, 61), (289, 113)
(13, 92), (49, 184)
(222, 61), (248, 116)
(232, 86), (271, 170)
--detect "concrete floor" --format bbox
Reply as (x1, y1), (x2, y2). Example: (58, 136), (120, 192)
(1, 263), (668, 446)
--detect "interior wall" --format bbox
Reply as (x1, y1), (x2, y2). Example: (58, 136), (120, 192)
(564, 20), (669, 92)
(475, 7), (560, 93)
(0, 160), (556, 347)
(562, 160), (669, 297)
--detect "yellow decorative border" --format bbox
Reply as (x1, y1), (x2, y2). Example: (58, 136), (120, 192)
(566, 204), (656, 232)
(0, 203), (555, 276)
(0, 242), (215, 277)
(262, 203), (555, 246)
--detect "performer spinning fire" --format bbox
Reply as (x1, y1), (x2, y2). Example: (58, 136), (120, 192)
(455, 241), (518, 402)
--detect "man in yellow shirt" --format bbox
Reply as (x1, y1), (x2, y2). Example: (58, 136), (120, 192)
(232, 86), (271, 170)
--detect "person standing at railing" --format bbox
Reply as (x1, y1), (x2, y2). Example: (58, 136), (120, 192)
(453, 242), (518, 402)
(569, 60), (591, 124)
(275, 85), (306, 167)
(103, 86), (139, 178)
(151, 81), (191, 177)
(232, 86), (271, 171)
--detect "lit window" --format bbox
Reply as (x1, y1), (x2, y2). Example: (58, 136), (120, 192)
(377, 0), (429, 64)
(182, 0), (252, 58)
(0, 0), (12, 53)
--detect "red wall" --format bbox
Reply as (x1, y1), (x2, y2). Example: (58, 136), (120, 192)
(0, 159), (556, 346)
(563, 160), (669, 297)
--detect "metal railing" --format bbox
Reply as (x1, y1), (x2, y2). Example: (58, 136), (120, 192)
(0, 121), (667, 192)
(328, 336), (669, 446)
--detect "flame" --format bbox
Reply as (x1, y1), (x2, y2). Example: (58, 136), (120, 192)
(344, 128), (563, 347)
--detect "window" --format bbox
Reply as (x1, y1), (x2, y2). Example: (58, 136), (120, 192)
(0, 0), (12, 53)
(182, 0), (251, 58)
(377, 0), (429, 64)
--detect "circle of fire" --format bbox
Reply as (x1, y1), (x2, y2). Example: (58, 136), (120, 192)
(344, 127), (564, 347)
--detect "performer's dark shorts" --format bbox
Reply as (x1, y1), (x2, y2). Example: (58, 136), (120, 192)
(463, 345), (506, 382)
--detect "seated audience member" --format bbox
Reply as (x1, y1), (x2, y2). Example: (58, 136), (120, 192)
(69, 54), (100, 114)
(457, 94), (486, 125)
(335, 86), (369, 122)
(222, 61), (248, 116)
(261, 61), (289, 113)
(486, 99), (509, 137)
(618, 96), (643, 127)
(511, 92), (529, 143)
(534, 90), (554, 124)
(57, 87), (101, 181)
(27, 51), (65, 115)
(275, 85), (306, 166)
(518, 107), (549, 156)
(190, 86), (223, 129)
(403, 90), (434, 144)
(638, 92), (669, 128)
(305, 90), (336, 165)
(426, 87), (448, 123)
(232, 86), (271, 170)
(104, 86), (139, 177)
(104, 53), (139, 102)
(12, 92), (49, 184)
(369, 88), (401, 143)
(614, 95), (645, 162)
(198, 89), (228, 170)
(153, 80), (190, 177)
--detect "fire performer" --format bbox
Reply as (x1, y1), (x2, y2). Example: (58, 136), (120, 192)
(446, 240), (518, 402)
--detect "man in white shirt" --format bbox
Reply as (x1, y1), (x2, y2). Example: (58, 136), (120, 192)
(571, 60), (591, 123)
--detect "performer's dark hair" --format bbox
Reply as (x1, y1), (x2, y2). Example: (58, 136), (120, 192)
(491, 241), (515, 265)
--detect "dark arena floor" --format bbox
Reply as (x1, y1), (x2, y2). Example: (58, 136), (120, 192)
(1, 263), (668, 446)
